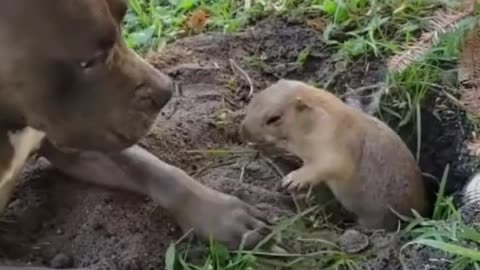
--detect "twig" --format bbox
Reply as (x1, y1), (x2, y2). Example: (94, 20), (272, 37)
(185, 149), (256, 155)
(261, 155), (304, 213)
(165, 100), (180, 120)
(416, 102), (422, 162)
(174, 81), (183, 97)
(239, 159), (253, 182)
(229, 58), (255, 98)
(191, 159), (237, 178)
(164, 83), (185, 120)
(175, 228), (194, 245)
(261, 155), (285, 178)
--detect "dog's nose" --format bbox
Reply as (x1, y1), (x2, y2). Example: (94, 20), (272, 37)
(147, 69), (174, 108)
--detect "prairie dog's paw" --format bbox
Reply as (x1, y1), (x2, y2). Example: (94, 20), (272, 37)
(281, 170), (311, 191)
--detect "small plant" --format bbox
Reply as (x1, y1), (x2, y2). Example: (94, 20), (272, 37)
(165, 240), (257, 270)
(385, 0), (480, 128)
(311, 0), (445, 60)
(387, 0), (477, 73)
(401, 165), (480, 270)
(165, 206), (366, 270)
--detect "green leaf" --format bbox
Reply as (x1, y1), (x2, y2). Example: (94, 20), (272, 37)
(413, 239), (480, 261)
(129, 25), (156, 47)
(177, 0), (198, 10)
(433, 164), (449, 220)
(340, 37), (368, 57)
(318, 0), (338, 16)
(165, 243), (177, 270)
(459, 226), (480, 243)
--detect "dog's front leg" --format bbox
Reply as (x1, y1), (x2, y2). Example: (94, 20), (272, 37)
(40, 143), (268, 249)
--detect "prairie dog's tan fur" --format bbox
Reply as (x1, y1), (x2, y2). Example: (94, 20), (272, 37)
(240, 79), (428, 230)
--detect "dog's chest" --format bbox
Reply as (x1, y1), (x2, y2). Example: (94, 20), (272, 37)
(0, 127), (46, 184)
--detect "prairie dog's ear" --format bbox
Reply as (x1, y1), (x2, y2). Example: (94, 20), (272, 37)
(295, 97), (312, 112)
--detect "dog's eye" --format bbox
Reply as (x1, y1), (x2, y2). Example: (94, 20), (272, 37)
(79, 51), (109, 70)
(265, 115), (281, 125)
(79, 60), (94, 69)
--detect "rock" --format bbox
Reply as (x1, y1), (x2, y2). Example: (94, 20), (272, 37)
(460, 201), (480, 226)
(116, 256), (142, 270)
(50, 253), (73, 268)
(92, 259), (117, 270)
(338, 229), (369, 254)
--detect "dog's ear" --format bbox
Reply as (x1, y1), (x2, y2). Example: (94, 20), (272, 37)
(105, 0), (128, 22)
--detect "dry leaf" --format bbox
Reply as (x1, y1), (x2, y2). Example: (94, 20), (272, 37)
(184, 9), (209, 34)
(467, 132), (480, 156)
(305, 17), (327, 32)
(459, 25), (480, 116)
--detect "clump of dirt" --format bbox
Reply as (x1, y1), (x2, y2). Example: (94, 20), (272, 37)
(0, 18), (476, 269)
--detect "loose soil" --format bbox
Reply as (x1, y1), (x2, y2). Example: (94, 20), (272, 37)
(0, 18), (477, 270)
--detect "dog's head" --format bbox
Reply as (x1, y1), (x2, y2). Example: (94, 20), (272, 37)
(0, 0), (174, 152)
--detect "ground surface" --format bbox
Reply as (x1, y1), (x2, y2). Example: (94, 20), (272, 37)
(0, 19), (477, 270)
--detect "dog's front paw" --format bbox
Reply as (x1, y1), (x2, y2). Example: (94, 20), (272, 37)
(176, 191), (270, 250)
(281, 170), (311, 191)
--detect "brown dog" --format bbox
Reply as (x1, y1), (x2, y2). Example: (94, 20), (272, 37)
(0, 0), (267, 267)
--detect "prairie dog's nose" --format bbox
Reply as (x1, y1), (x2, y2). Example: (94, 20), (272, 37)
(239, 122), (251, 142)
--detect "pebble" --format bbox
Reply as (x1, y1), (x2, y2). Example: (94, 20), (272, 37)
(338, 229), (369, 254)
(50, 253), (73, 268)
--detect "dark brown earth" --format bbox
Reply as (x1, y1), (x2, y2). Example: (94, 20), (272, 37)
(0, 19), (476, 269)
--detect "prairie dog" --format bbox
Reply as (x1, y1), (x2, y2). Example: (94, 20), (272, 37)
(240, 79), (429, 230)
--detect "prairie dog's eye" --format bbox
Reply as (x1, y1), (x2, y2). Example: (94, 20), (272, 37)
(266, 115), (281, 125)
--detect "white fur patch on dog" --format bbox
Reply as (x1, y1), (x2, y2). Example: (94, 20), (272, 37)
(0, 126), (46, 213)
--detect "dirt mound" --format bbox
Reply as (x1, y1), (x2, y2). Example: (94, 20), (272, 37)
(0, 19), (474, 269)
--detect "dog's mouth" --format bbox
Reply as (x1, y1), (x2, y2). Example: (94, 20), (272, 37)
(49, 141), (81, 154)
(48, 129), (135, 154)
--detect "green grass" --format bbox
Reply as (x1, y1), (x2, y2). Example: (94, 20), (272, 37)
(123, 0), (293, 52)
(122, 0), (480, 269)
(400, 165), (480, 270)
(164, 206), (367, 270)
